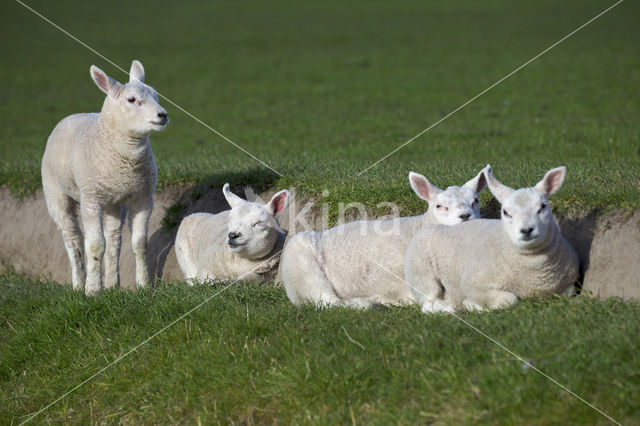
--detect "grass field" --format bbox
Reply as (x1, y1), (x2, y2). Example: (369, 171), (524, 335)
(2, 0), (640, 424)
(1, 0), (639, 214)
(1, 272), (639, 424)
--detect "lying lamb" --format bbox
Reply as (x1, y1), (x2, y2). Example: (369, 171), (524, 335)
(404, 166), (579, 313)
(282, 166), (489, 308)
(175, 184), (289, 283)
(41, 60), (168, 295)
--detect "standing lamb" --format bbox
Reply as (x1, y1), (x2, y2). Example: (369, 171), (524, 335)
(175, 184), (290, 283)
(404, 166), (579, 313)
(281, 166), (490, 308)
(41, 60), (168, 295)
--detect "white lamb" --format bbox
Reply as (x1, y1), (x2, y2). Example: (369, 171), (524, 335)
(41, 60), (168, 295)
(175, 184), (289, 283)
(404, 166), (579, 313)
(281, 166), (490, 308)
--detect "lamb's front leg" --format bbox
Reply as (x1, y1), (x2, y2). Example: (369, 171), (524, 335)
(129, 198), (153, 288)
(103, 204), (126, 288)
(404, 261), (448, 313)
(81, 199), (104, 295)
(465, 288), (518, 311)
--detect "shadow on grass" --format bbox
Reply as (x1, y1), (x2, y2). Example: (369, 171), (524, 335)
(557, 213), (598, 295)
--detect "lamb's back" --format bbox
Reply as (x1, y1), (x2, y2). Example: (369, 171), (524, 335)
(414, 219), (505, 287)
(178, 211), (229, 273)
(42, 113), (99, 198)
(317, 216), (423, 299)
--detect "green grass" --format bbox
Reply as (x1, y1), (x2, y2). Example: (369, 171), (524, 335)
(1, 0), (639, 214)
(2, 2), (640, 423)
(1, 272), (639, 424)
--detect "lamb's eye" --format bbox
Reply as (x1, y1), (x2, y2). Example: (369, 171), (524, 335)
(436, 204), (448, 211)
(252, 221), (263, 227)
(472, 197), (479, 206)
(538, 203), (547, 214)
(503, 209), (511, 218)
(127, 97), (136, 104)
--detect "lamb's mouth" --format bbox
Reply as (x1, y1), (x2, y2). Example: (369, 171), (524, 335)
(227, 240), (247, 248)
(151, 118), (169, 126)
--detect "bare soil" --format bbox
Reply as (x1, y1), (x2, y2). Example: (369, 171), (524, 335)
(0, 186), (638, 300)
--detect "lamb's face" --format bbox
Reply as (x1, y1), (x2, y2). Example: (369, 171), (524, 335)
(110, 80), (168, 138)
(485, 166), (566, 251)
(223, 184), (290, 260)
(90, 60), (168, 139)
(226, 202), (282, 260)
(430, 186), (480, 225)
(500, 189), (553, 249)
(409, 166), (488, 226)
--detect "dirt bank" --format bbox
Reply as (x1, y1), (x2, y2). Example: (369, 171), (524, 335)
(0, 186), (638, 300)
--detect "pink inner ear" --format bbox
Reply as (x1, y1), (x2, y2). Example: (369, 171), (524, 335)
(412, 177), (432, 201)
(269, 193), (287, 216)
(92, 70), (110, 93)
(544, 171), (563, 194)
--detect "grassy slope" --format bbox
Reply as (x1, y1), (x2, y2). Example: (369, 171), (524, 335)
(0, 0), (639, 214)
(1, 273), (639, 424)
(1, 1), (640, 423)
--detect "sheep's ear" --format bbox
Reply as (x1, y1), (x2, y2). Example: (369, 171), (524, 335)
(265, 190), (290, 217)
(485, 167), (514, 204)
(535, 166), (566, 197)
(463, 165), (490, 194)
(129, 60), (145, 83)
(409, 172), (441, 203)
(223, 183), (245, 209)
(90, 65), (119, 95)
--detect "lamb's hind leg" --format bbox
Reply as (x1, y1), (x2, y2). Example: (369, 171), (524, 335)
(103, 204), (126, 289)
(81, 198), (105, 295)
(129, 198), (152, 288)
(282, 234), (343, 308)
(43, 187), (85, 291)
(404, 261), (451, 313)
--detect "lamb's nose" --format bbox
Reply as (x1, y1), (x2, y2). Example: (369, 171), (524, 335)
(459, 213), (471, 221)
(520, 227), (534, 235)
(157, 111), (167, 119)
(228, 232), (240, 240)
